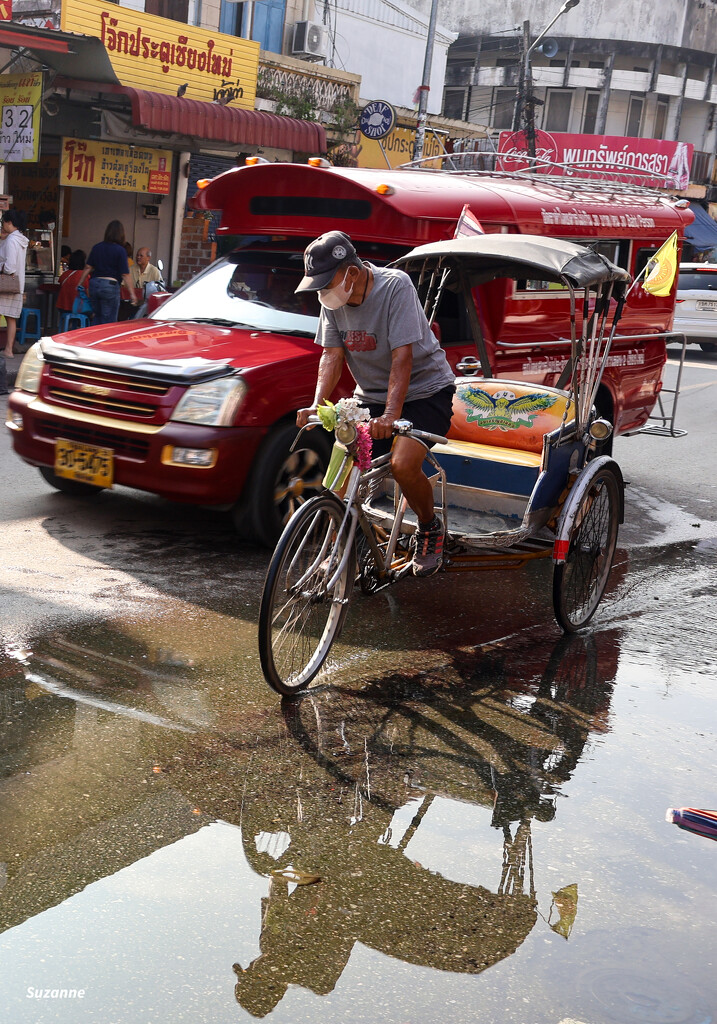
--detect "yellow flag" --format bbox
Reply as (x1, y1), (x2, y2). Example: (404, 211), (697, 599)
(642, 231), (678, 296)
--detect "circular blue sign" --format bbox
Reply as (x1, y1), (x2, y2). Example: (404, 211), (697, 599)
(359, 100), (397, 141)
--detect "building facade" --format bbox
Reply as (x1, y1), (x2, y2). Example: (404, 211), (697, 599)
(441, 0), (717, 193)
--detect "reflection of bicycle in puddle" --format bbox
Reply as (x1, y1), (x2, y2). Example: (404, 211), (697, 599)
(230, 632), (618, 1017)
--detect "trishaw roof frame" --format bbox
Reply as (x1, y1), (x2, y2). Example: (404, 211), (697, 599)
(392, 235), (632, 293)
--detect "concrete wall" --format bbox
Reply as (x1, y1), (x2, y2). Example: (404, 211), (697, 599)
(326, 0), (456, 113)
(438, 0), (717, 51)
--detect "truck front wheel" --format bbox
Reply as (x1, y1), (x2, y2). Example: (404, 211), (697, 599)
(234, 422), (331, 547)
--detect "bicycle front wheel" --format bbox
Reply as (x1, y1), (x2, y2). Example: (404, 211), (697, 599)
(259, 494), (357, 696)
(552, 465), (621, 632)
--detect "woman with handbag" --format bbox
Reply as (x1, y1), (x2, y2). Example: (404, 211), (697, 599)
(0, 209), (29, 358)
(77, 220), (137, 325)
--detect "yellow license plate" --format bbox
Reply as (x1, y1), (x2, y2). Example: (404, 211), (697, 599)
(54, 438), (114, 488)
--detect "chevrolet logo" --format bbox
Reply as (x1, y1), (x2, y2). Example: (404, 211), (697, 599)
(81, 384), (111, 396)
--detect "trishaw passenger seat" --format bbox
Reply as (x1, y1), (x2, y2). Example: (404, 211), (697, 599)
(447, 378), (575, 456)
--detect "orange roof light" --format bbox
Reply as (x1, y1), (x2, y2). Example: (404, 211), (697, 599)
(245, 156), (270, 165)
(308, 157), (332, 168)
(375, 183), (395, 195)
(196, 178), (210, 189)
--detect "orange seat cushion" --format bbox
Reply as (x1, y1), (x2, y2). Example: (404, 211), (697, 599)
(448, 378), (574, 455)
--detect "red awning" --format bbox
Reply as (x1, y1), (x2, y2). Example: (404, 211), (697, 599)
(124, 87), (326, 154)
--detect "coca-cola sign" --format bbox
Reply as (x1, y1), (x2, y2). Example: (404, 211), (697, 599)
(498, 130), (693, 188)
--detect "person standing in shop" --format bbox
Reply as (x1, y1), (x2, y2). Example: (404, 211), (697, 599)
(78, 220), (138, 325)
(0, 209), (29, 359)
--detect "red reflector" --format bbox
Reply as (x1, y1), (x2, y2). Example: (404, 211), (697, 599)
(553, 538), (569, 562)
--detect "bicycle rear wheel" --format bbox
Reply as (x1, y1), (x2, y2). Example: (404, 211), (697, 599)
(259, 494), (356, 696)
(552, 465), (621, 632)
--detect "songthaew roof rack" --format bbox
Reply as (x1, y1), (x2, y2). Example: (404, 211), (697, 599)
(398, 151), (683, 201)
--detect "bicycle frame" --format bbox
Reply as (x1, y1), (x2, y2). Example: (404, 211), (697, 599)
(292, 419), (448, 591)
(327, 437), (448, 590)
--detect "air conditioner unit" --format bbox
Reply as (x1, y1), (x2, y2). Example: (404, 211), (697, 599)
(292, 21), (328, 59)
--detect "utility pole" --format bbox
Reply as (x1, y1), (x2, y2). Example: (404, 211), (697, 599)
(521, 20), (537, 160)
(413, 0), (439, 162)
(518, 0), (581, 164)
(511, 23), (527, 132)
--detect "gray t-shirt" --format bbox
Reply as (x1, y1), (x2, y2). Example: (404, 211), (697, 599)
(315, 263), (454, 404)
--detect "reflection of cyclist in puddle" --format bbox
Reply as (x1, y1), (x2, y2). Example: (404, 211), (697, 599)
(223, 633), (617, 1017)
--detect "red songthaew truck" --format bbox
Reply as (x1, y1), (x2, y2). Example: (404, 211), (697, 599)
(7, 160), (692, 544)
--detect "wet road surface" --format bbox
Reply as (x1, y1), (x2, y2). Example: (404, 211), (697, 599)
(1, 353), (717, 1023)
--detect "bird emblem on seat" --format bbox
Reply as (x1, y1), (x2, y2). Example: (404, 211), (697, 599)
(460, 386), (557, 431)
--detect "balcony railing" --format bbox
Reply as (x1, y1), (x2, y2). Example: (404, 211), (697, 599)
(450, 63), (713, 101)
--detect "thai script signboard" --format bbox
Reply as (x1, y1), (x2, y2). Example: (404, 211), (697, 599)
(498, 130), (693, 188)
(357, 125), (442, 169)
(61, 0), (259, 106)
(60, 138), (174, 194)
(0, 72), (42, 162)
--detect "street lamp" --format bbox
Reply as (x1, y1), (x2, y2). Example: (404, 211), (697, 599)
(519, 0), (580, 161)
(528, 0), (580, 61)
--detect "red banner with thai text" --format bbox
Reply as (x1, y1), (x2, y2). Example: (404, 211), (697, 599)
(498, 130), (693, 188)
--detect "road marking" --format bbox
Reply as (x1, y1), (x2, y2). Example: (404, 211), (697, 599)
(667, 358), (717, 371)
(678, 379), (717, 391)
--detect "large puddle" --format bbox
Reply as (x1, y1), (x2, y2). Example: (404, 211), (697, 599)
(1, 536), (716, 1023)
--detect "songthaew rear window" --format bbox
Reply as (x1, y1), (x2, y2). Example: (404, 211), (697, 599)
(249, 196), (373, 220)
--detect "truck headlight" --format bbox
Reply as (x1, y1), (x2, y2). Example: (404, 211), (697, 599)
(170, 376), (247, 426)
(15, 341), (45, 394)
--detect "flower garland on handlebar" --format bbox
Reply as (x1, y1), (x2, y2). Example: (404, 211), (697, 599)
(317, 398), (373, 490)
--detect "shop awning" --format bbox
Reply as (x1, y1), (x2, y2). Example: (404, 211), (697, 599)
(685, 202), (717, 253)
(122, 87), (326, 153)
(0, 24), (120, 82)
(0, 24), (325, 153)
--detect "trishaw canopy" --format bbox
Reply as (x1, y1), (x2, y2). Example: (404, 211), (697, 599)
(393, 234), (632, 293)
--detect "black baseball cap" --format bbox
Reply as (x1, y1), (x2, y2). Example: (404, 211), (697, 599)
(295, 230), (357, 293)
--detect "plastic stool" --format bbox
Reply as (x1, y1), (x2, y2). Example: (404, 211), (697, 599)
(59, 312), (90, 332)
(17, 307), (42, 347)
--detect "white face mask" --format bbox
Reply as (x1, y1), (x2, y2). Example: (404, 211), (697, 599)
(318, 269), (354, 310)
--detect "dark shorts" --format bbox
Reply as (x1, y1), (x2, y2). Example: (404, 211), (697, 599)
(366, 384), (455, 458)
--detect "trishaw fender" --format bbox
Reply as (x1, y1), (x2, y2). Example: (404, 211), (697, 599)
(552, 457), (625, 564)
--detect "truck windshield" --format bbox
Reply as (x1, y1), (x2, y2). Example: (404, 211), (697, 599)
(152, 250), (321, 334)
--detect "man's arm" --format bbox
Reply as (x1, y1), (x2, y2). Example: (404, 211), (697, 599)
(368, 344), (412, 439)
(296, 347), (346, 427)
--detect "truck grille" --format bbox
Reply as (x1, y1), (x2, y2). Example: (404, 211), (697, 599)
(51, 365), (170, 395)
(45, 364), (172, 420)
(37, 419), (151, 460)
(47, 386), (157, 418)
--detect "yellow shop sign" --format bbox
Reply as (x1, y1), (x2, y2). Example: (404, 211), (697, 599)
(358, 125), (443, 170)
(0, 72), (42, 163)
(60, 138), (174, 194)
(61, 0), (259, 106)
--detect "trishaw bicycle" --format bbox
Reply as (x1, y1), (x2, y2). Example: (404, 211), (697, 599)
(259, 235), (628, 696)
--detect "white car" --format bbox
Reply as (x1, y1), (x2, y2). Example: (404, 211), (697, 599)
(673, 262), (717, 352)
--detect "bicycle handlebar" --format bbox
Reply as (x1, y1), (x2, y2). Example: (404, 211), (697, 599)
(297, 414), (448, 447)
(392, 418), (448, 447)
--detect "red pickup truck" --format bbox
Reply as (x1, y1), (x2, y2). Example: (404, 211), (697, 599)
(6, 161), (691, 544)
